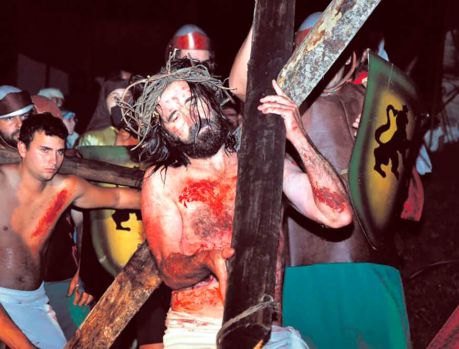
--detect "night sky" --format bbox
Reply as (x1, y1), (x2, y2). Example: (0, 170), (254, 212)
(0, 0), (456, 129)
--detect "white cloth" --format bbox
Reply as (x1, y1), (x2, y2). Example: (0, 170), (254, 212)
(163, 310), (222, 349)
(0, 283), (66, 349)
(163, 309), (309, 349)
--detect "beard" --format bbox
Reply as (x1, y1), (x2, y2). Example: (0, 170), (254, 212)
(168, 114), (229, 159)
(0, 131), (18, 147)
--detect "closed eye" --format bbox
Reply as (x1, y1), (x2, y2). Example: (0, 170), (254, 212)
(167, 111), (178, 123)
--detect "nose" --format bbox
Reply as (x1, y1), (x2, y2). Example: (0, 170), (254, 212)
(48, 151), (62, 168)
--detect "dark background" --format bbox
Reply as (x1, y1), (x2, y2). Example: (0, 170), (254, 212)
(1, 0), (457, 130)
(2, 1), (459, 347)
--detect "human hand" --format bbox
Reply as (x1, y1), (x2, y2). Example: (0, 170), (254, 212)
(202, 247), (235, 303)
(258, 80), (304, 141)
(68, 273), (94, 306)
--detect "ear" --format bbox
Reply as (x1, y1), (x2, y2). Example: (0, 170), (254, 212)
(17, 141), (27, 159)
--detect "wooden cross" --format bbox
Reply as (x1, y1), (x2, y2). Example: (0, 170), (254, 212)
(64, 0), (382, 347)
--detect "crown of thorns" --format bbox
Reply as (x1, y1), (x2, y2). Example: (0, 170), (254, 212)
(118, 60), (231, 148)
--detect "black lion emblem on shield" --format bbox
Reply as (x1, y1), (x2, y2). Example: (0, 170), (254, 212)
(373, 104), (410, 179)
(111, 210), (142, 232)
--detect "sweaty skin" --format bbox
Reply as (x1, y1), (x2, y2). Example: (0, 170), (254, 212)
(143, 158), (237, 318)
(0, 130), (140, 347)
(142, 80), (352, 319)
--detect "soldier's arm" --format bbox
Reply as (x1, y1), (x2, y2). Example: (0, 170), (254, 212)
(259, 80), (353, 228)
(142, 169), (233, 297)
(0, 305), (36, 349)
(70, 176), (140, 210)
(228, 26), (253, 102)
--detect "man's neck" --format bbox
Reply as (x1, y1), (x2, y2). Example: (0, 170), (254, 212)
(190, 146), (232, 172)
(17, 163), (48, 193)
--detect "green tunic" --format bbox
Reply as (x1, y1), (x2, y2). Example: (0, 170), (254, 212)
(282, 263), (411, 349)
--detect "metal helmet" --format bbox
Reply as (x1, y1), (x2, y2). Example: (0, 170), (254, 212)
(295, 11), (322, 47)
(165, 24), (212, 62)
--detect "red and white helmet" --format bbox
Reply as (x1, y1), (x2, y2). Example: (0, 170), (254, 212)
(295, 12), (322, 47)
(165, 24), (213, 62)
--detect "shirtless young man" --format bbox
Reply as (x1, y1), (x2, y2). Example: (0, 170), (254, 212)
(128, 60), (352, 348)
(0, 113), (140, 349)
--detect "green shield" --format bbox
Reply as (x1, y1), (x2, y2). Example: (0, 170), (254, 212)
(349, 52), (425, 249)
(78, 146), (144, 276)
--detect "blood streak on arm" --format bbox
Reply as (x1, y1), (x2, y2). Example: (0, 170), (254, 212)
(312, 186), (346, 213)
(31, 189), (70, 238)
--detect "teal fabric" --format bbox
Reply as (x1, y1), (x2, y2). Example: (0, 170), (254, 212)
(44, 279), (90, 340)
(282, 263), (411, 349)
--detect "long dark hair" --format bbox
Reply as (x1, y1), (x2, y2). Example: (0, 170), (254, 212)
(140, 79), (236, 171)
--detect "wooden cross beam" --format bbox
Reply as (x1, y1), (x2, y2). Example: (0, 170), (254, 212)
(221, 0), (381, 348)
(65, 242), (160, 348)
(0, 148), (143, 188)
(278, 0), (382, 103)
(218, 0), (294, 347)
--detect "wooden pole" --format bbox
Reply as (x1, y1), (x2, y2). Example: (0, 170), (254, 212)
(277, 0), (382, 105)
(427, 304), (459, 349)
(65, 242), (160, 349)
(218, 1), (294, 348)
(0, 149), (143, 188)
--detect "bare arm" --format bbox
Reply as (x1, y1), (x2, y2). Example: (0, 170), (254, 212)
(229, 26), (253, 102)
(0, 305), (36, 349)
(70, 176), (140, 210)
(66, 209), (94, 306)
(259, 81), (353, 228)
(141, 170), (233, 297)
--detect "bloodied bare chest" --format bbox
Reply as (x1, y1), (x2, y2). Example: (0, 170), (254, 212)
(177, 178), (236, 253)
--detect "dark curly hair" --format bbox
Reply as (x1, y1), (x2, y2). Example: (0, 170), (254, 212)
(19, 113), (68, 148)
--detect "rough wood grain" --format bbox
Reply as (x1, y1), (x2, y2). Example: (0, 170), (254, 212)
(0, 148), (143, 188)
(218, 0), (294, 348)
(277, 0), (382, 105)
(65, 242), (160, 349)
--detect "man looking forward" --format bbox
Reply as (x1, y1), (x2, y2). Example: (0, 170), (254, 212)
(0, 113), (140, 349)
(123, 60), (352, 348)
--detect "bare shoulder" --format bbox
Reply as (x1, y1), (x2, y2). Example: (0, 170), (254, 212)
(50, 174), (87, 196)
(51, 173), (79, 187)
(0, 164), (19, 186)
(143, 165), (187, 197)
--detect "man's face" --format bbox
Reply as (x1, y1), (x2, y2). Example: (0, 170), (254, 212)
(18, 131), (65, 181)
(158, 80), (227, 158)
(0, 113), (29, 147)
(105, 88), (126, 111)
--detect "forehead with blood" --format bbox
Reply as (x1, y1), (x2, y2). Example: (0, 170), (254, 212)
(158, 81), (210, 123)
(158, 81), (192, 120)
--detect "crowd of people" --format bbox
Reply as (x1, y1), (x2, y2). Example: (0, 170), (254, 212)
(0, 11), (425, 349)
